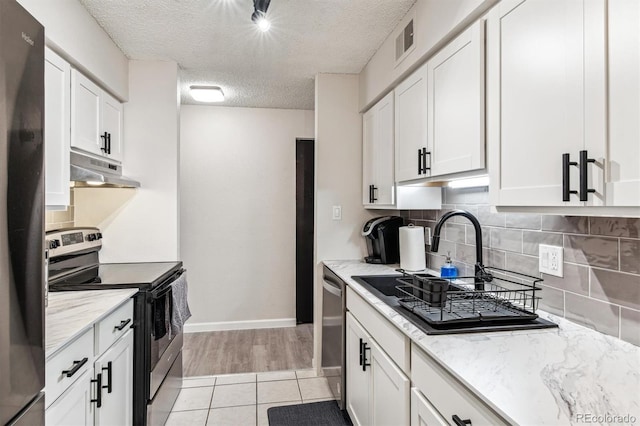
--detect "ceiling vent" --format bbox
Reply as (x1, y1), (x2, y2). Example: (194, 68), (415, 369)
(395, 18), (415, 64)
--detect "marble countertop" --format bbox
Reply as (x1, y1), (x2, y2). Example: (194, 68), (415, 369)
(46, 289), (138, 359)
(323, 260), (640, 426)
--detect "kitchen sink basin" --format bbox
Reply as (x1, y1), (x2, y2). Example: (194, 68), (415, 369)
(351, 274), (557, 335)
(353, 274), (437, 296)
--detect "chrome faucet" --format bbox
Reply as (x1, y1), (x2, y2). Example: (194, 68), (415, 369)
(431, 209), (492, 290)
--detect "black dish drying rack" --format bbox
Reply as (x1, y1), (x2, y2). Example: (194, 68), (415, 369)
(395, 267), (543, 326)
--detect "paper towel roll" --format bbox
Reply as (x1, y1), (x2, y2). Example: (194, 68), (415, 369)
(399, 225), (426, 271)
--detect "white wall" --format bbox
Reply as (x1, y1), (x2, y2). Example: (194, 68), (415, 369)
(314, 74), (377, 367)
(180, 105), (314, 330)
(75, 61), (180, 262)
(17, 0), (129, 100)
(359, 0), (497, 110)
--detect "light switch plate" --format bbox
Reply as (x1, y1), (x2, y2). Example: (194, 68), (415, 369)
(539, 244), (563, 277)
(332, 205), (342, 220)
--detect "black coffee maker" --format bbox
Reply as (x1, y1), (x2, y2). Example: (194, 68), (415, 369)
(362, 216), (404, 264)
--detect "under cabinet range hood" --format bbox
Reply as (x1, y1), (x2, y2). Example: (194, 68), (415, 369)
(70, 151), (141, 188)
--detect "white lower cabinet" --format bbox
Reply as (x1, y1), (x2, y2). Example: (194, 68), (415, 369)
(346, 312), (410, 426)
(411, 345), (508, 426)
(46, 299), (134, 426)
(94, 329), (133, 426)
(411, 388), (447, 426)
(46, 371), (93, 426)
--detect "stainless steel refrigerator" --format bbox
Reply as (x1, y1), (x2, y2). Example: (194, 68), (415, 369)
(0, 1), (45, 424)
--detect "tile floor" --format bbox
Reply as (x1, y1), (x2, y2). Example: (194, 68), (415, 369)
(166, 369), (335, 426)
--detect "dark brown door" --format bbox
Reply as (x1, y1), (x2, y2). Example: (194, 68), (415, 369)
(296, 139), (314, 324)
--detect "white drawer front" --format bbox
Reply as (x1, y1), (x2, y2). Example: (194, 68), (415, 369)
(411, 387), (448, 426)
(95, 299), (134, 356)
(346, 287), (409, 372)
(411, 345), (508, 426)
(45, 328), (94, 408)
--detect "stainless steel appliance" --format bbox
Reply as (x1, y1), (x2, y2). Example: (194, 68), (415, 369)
(362, 216), (403, 264)
(0, 1), (45, 424)
(70, 151), (140, 188)
(47, 227), (185, 426)
(321, 266), (346, 410)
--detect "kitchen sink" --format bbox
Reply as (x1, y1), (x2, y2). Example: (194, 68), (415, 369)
(353, 274), (434, 296)
(351, 274), (557, 335)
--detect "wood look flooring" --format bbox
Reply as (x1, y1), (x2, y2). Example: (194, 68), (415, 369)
(182, 324), (314, 377)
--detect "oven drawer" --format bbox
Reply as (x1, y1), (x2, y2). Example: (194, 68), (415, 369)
(95, 299), (134, 356)
(45, 328), (94, 408)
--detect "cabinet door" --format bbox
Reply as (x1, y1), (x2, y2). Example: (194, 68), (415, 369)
(44, 48), (71, 207)
(101, 92), (123, 163)
(71, 70), (102, 157)
(369, 338), (410, 426)
(411, 388), (447, 426)
(428, 20), (485, 178)
(395, 64), (429, 183)
(346, 313), (370, 426)
(488, 0), (605, 206)
(607, 0), (640, 206)
(45, 371), (93, 426)
(363, 107), (376, 205)
(94, 329), (133, 426)
(374, 93), (395, 205)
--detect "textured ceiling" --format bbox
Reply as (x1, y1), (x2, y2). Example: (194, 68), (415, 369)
(78, 0), (416, 109)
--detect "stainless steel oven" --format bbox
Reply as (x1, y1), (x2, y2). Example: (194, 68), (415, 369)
(47, 227), (187, 426)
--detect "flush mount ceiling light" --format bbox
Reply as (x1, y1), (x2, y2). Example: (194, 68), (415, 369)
(251, 0), (271, 32)
(190, 85), (225, 103)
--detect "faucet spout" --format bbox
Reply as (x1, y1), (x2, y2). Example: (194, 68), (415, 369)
(431, 209), (487, 289)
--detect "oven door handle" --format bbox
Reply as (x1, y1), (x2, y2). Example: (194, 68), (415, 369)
(149, 269), (184, 299)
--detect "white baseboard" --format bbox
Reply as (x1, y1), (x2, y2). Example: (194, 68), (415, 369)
(184, 318), (297, 333)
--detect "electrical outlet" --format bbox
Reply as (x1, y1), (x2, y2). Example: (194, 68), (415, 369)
(424, 226), (432, 246)
(539, 244), (563, 277)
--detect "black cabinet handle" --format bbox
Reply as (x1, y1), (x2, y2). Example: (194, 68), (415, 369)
(562, 153), (578, 201)
(100, 132), (108, 153)
(418, 149), (423, 175)
(107, 133), (112, 154)
(452, 415), (472, 426)
(579, 150), (596, 201)
(368, 185), (373, 203)
(102, 361), (113, 394)
(362, 342), (371, 371)
(422, 148), (431, 174)
(358, 338), (364, 366)
(91, 373), (103, 408)
(371, 186), (378, 202)
(114, 318), (131, 331)
(61, 357), (88, 378)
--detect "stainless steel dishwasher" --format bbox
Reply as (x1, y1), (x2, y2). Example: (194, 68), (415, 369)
(321, 265), (346, 410)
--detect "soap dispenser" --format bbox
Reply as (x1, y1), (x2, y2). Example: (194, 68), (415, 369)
(440, 252), (458, 278)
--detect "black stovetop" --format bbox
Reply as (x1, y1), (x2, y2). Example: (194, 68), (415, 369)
(49, 261), (183, 291)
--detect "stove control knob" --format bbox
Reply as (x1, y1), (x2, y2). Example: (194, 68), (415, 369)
(48, 240), (60, 249)
(96, 232), (103, 240)
(87, 234), (97, 242)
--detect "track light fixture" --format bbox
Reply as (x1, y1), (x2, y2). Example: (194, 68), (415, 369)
(251, 0), (271, 32)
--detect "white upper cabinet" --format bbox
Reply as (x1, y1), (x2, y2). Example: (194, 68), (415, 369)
(395, 63), (430, 183)
(100, 92), (124, 163)
(607, 0), (640, 206)
(488, 0), (606, 207)
(427, 20), (485, 178)
(71, 70), (102, 157)
(71, 70), (124, 162)
(45, 48), (71, 208)
(363, 92), (395, 206)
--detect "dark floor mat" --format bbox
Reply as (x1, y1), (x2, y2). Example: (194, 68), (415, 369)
(267, 401), (352, 426)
